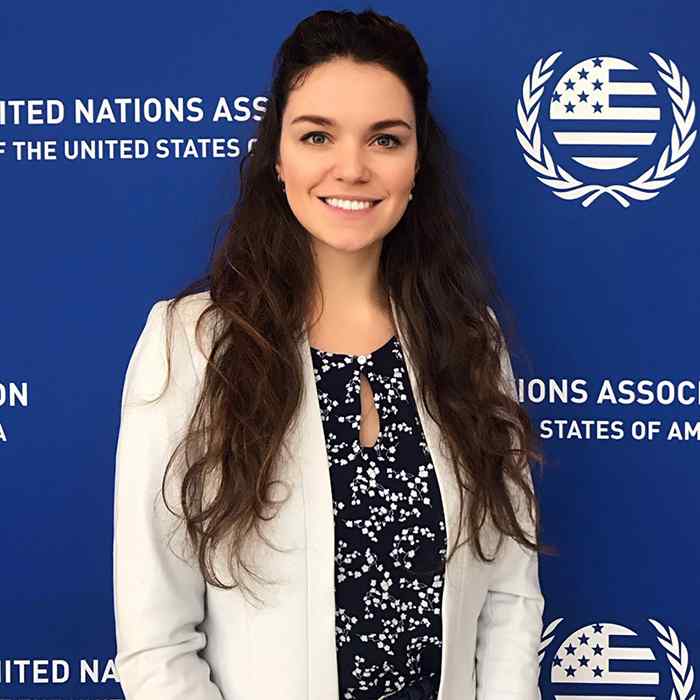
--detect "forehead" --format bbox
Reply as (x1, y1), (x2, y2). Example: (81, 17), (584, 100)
(284, 59), (415, 127)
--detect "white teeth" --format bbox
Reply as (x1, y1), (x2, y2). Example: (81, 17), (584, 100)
(324, 197), (375, 211)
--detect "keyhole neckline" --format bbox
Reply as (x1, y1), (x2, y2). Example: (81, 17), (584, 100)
(357, 370), (381, 451)
(309, 333), (397, 360)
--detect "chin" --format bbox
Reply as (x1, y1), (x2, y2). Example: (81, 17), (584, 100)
(310, 230), (384, 253)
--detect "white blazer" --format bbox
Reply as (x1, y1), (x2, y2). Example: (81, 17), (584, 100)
(113, 290), (545, 700)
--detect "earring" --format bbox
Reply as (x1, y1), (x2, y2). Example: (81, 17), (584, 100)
(409, 181), (415, 202)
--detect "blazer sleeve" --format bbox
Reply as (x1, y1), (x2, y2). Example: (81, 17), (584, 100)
(113, 299), (224, 700)
(475, 308), (545, 700)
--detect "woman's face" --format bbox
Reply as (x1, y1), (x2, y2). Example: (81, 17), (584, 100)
(276, 58), (419, 255)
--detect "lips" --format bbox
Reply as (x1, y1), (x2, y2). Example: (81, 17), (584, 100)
(318, 197), (381, 208)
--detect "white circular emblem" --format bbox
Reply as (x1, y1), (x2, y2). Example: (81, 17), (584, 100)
(538, 617), (696, 700)
(516, 52), (697, 206)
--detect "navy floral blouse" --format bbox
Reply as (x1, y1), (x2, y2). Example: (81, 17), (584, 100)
(309, 332), (447, 699)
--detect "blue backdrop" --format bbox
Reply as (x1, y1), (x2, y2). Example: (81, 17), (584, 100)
(0, 1), (697, 698)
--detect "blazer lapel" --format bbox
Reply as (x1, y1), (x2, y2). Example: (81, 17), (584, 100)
(389, 296), (464, 700)
(295, 294), (463, 700)
(296, 331), (339, 700)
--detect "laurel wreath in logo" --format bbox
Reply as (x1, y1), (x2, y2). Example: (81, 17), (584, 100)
(649, 618), (697, 700)
(516, 52), (697, 207)
(537, 618), (696, 700)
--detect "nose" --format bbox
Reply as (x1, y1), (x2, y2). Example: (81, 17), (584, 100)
(332, 141), (371, 182)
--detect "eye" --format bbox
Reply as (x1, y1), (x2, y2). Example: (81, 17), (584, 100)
(374, 134), (402, 148)
(300, 132), (403, 149)
(301, 132), (329, 146)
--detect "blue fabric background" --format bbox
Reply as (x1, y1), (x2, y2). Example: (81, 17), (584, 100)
(0, 1), (697, 697)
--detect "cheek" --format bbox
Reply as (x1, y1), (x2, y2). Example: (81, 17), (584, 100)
(281, 141), (322, 176)
(287, 165), (321, 192)
(380, 157), (417, 190)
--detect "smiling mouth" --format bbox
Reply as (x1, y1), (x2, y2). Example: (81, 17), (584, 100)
(317, 197), (382, 209)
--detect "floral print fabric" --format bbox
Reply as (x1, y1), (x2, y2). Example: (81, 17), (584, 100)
(309, 333), (447, 699)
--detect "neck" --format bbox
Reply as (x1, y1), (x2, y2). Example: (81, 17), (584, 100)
(307, 240), (390, 326)
(304, 240), (397, 355)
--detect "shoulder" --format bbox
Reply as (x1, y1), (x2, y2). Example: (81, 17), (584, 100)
(169, 289), (213, 327)
(485, 304), (501, 329)
(123, 290), (215, 408)
(485, 304), (516, 398)
(162, 289), (216, 383)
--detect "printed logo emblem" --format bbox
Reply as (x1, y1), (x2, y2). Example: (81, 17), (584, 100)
(538, 618), (696, 700)
(516, 53), (697, 206)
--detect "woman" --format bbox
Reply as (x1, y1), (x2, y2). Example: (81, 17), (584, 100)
(113, 9), (552, 700)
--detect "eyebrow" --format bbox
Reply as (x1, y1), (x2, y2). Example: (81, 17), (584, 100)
(289, 114), (413, 131)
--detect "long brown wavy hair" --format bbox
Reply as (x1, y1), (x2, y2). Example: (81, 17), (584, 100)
(155, 8), (556, 605)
